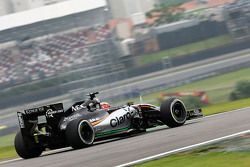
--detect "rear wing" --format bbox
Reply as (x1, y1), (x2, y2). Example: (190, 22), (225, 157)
(23, 103), (64, 117)
(17, 103), (64, 136)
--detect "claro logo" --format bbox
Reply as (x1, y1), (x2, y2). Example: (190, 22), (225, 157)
(110, 112), (132, 128)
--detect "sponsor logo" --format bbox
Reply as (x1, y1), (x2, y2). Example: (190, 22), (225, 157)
(63, 113), (81, 121)
(17, 112), (25, 128)
(25, 107), (44, 115)
(46, 109), (64, 118)
(71, 104), (86, 112)
(110, 111), (133, 128)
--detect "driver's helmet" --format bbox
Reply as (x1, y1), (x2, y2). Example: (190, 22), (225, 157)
(100, 102), (110, 109)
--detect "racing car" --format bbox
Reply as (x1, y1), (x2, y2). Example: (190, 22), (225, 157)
(15, 92), (203, 159)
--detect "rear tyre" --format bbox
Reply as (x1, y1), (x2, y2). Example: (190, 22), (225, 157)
(160, 97), (187, 128)
(14, 131), (43, 159)
(65, 119), (95, 149)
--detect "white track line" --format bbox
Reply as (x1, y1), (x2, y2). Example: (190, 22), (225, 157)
(116, 129), (250, 167)
(0, 147), (72, 165)
(0, 125), (7, 130)
(0, 158), (21, 165)
(0, 148), (72, 165)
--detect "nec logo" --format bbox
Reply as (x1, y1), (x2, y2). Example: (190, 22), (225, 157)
(71, 104), (86, 111)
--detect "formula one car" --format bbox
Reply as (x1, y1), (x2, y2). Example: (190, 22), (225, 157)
(15, 92), (203, 159)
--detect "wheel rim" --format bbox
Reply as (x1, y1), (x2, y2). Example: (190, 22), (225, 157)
(171, 100), (187, 123)
(78, 120), (95, 145)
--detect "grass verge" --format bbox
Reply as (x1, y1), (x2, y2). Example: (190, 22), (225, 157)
(202, 98), (250, 116)
(132, 67), (250, 105)
(140, 35), (232, 65)
(135, 152), (250, 167)
(0, 133), (15, 147)
(135, 132), (250, 167)
(0, 133), (17, 161)
(0, 146), (18, 161)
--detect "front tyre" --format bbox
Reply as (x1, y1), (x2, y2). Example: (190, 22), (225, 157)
(160, 97), (187, 128)
(14, 131), (43, 159)
(65, 119), (95, 149)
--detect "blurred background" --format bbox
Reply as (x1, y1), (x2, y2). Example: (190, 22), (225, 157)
(0, 0), (250, 136)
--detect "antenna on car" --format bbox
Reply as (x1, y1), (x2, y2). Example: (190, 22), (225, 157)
(87, 92), (99, 100)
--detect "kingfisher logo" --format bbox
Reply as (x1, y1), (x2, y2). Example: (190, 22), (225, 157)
(110, 112), (133, 128)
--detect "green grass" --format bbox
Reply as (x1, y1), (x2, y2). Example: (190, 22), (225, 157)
(140, 35), (232, 65)
(167, 68), (250, 92)
(135, 152), (250, 167)
(0, 134), (17, 161)
(202, 98), (250, 116)
(0, 146), (17, 161)
(163, 68), (250, 104)
(0, 133), (15, 147)
(134, 68), (250, 105)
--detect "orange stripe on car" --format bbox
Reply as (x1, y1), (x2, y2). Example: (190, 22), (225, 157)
(91, 116), (108, 126)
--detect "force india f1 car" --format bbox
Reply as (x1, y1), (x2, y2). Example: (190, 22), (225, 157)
(15, 92), (203, 159)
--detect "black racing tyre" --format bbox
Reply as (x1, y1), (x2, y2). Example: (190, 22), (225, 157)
(65, 119), (95, 149)
(14, 131), (43, 159)
(160, 97), (187, 128)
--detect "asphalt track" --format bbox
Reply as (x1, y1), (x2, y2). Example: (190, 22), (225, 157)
(1, 108), (250, 167)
